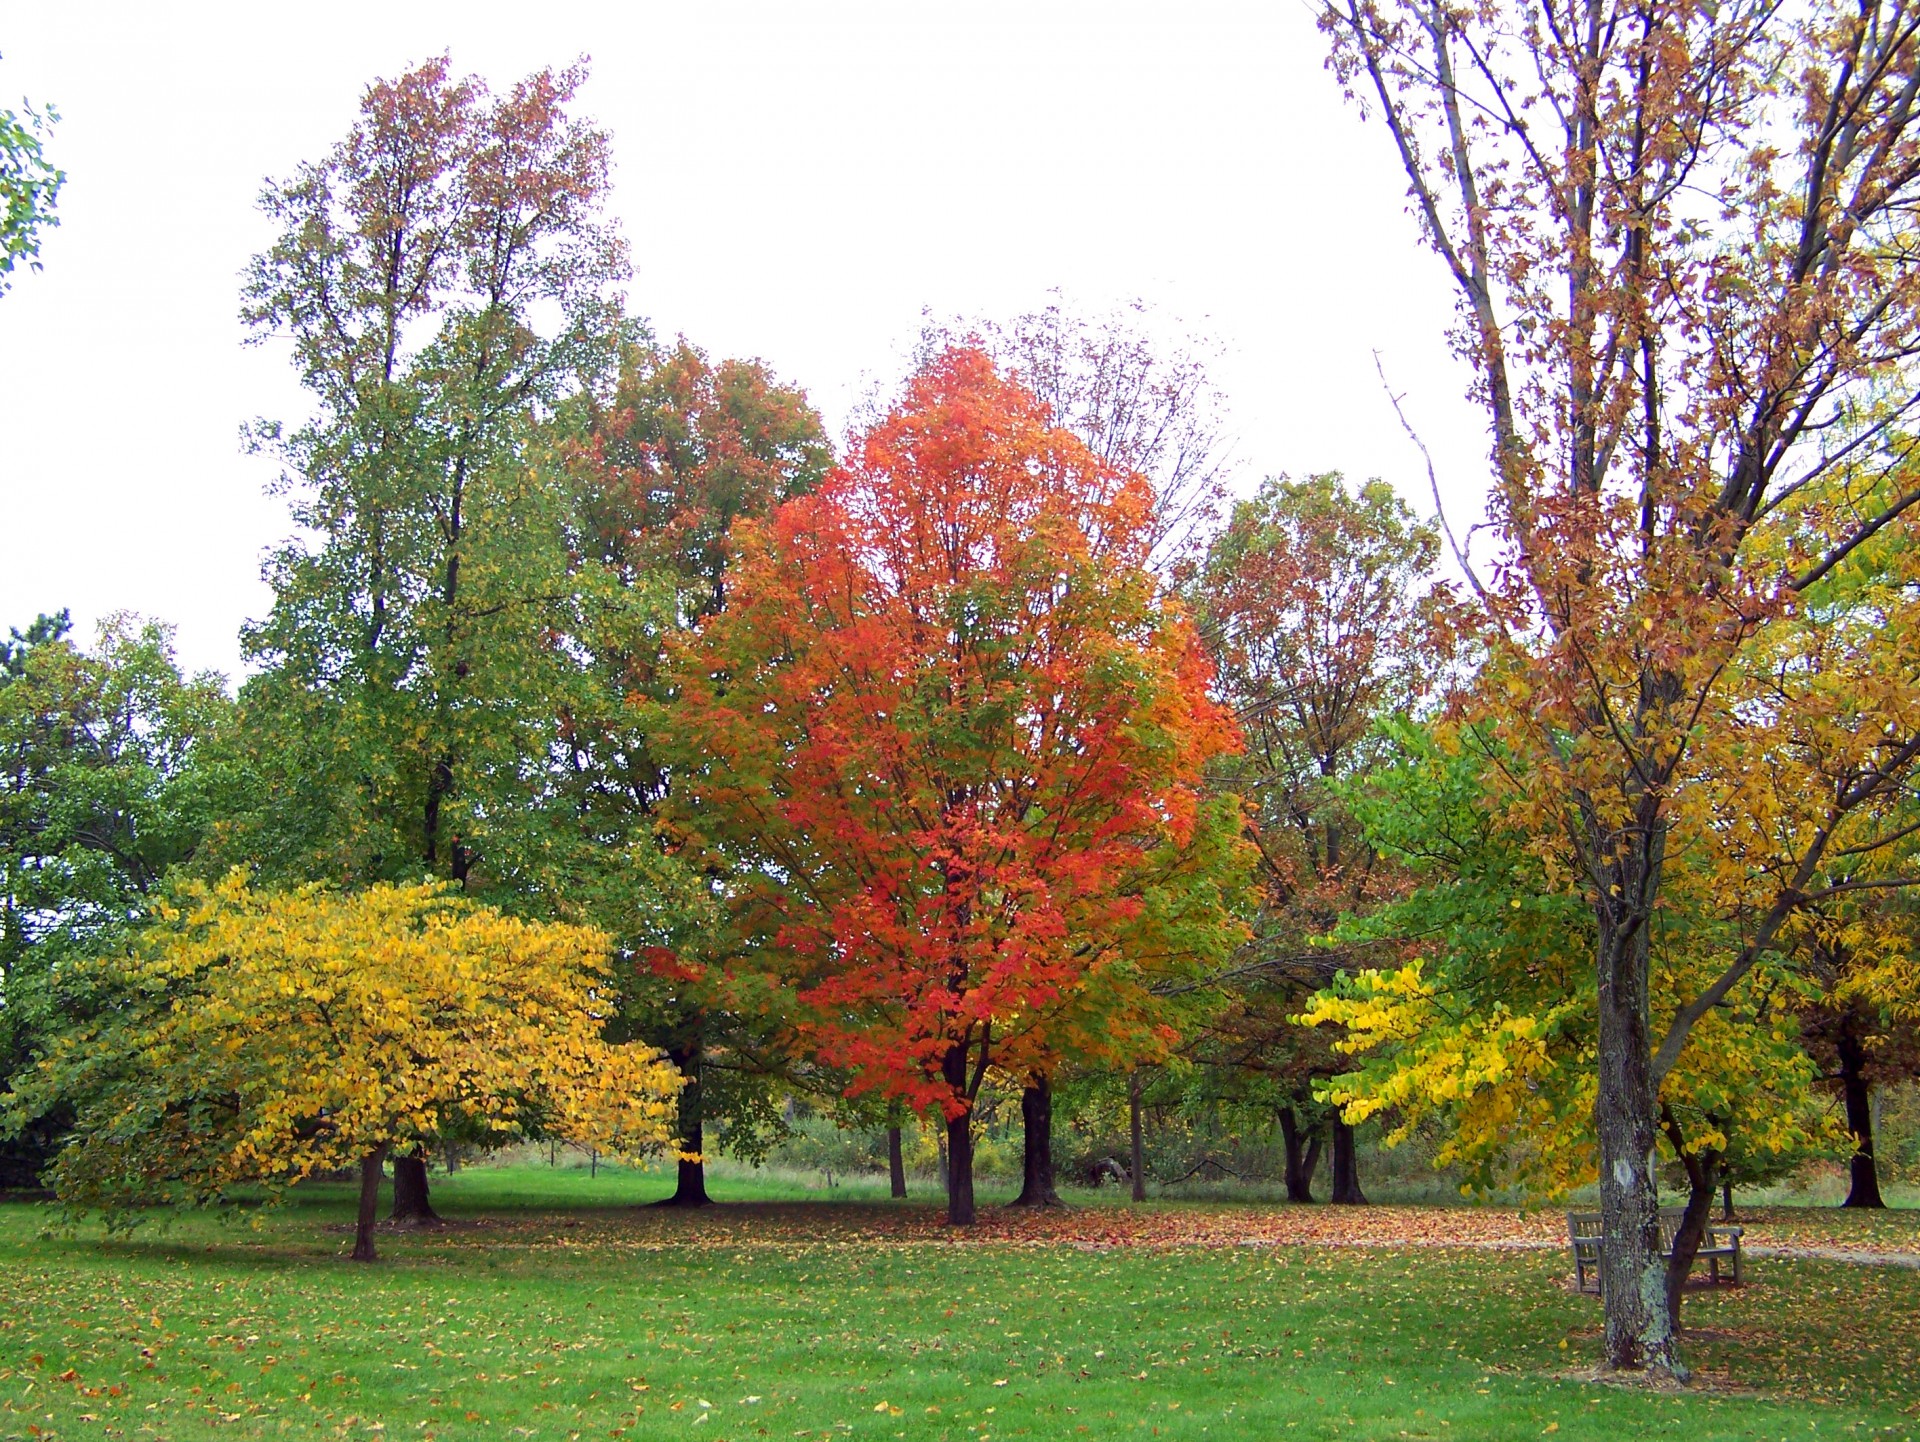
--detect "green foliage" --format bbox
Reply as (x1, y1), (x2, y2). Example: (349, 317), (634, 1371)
(225, 57), (632, 899)
(1305, 722), (1841, 1197)
(0, 614), (233, 1187)
(0, 67), (63, 294)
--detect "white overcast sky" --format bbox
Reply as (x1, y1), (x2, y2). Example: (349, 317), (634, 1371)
(0, 0), (1488, 682)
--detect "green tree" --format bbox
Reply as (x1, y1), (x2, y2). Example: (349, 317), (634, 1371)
(1303, 723), (1842, 1328)
(226, 55), (631, 1219)
(558, 337), (833, 1205)
(0, 613), (232, 1187)
(1795, 893), (1920, 1209)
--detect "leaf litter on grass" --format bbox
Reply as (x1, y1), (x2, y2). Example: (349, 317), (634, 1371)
(3, 1189), (1919, 1442)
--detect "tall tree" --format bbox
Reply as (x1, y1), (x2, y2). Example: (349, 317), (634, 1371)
(922, 301), (1240, 1191)
(1193, 474), (1445, 1205)
(661, 347), (1246, 1224)
(233, 55), (630, 1219)
(1324, 0), (1920, 1374)
(562, 338), (832, 1205)
(0, 614), (231, 1188)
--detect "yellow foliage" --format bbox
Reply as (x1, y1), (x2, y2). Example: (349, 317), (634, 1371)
(15, 872), (681, 1216)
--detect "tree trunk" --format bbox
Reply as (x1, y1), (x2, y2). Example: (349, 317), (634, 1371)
(353, 1144), (388, 1262)
(943, 1044), (975, 1225)
(1721, 1180), (1735, 1222)
(1837, 1028), (1886, 1209)
(1660, 1110), (1723, 1333)
(888, 1125), (907, 1199)
(654, 1042), (712, 1207)
(1328, 1116), (1367, 1205)
(1010, 1073), (1063, 1207)
(1595, 917), (1682, 1376)
(389, 1151), (439, 1224)
(1278, 1106), (1322, 1204)
(1128, 1069), (1146, 1203)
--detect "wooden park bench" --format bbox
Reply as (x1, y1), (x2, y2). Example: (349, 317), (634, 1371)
(1566, 1207), (1743, 1294)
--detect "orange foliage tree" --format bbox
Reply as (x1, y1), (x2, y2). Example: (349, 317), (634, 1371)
(659, 348), (1247, 1223)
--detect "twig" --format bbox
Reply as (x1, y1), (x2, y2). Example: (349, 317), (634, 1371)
(1373, 349), (1497, 615)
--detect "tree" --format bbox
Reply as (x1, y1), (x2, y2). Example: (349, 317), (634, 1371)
(1191, 474), (1446, 1205)
(232, 56), (630, 1218)
(919, 295), (1232, 576)
(661, 347), (1247, 1224)
(0, 614), (232, 1188)
(1323, 0), (1920, 1374)
(0, 57), (63, 295)
(1796, 896), (1920, 1209)
(561, 337), (832, 1206)
(571, 338), (834, 618)
(5, 873), (680, 1261)
(916, 300), (1240, 1195)
(1303, 722), (1843, 1329)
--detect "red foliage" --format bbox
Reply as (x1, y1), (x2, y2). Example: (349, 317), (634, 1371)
(664, 348), (1242, 1124)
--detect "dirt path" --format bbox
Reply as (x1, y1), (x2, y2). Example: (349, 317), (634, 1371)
(1745, 1244), (1920, 1268)
(486, 1199), (1920, 1266)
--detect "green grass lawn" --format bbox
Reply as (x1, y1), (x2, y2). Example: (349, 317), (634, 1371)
(1, 1165), (1916, 1442)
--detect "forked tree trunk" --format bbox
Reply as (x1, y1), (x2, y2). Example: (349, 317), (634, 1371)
(1596, 915), (1681, 1376)
(1328, 1117), (1367, 1205)
(1278, 1107), (1323, 1203)
(353, 1144), (388, 1262)
(1128, 1070), (1146, 1203)
(888, 1125), (907, 1199)
(1837, 1029), (1886, 1209)
(390, 1151), (439, 1224)
(1010, 1073), (1063, 1207)
(943, 1044), (975, 1225)
(654, 1042), (712, 1208)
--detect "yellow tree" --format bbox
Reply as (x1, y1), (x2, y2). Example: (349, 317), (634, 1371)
(6, 873), (680, 1260)
(1302, 723), (1845, 1328)
(1323, 0), (1920, 1373)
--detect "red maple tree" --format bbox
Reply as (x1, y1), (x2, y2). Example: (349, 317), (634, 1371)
(661, 347), (1245, 1223)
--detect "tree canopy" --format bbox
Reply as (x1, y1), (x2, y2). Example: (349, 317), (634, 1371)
(659, 346), (1249, 1223)
(7, 873), (680, 1259)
